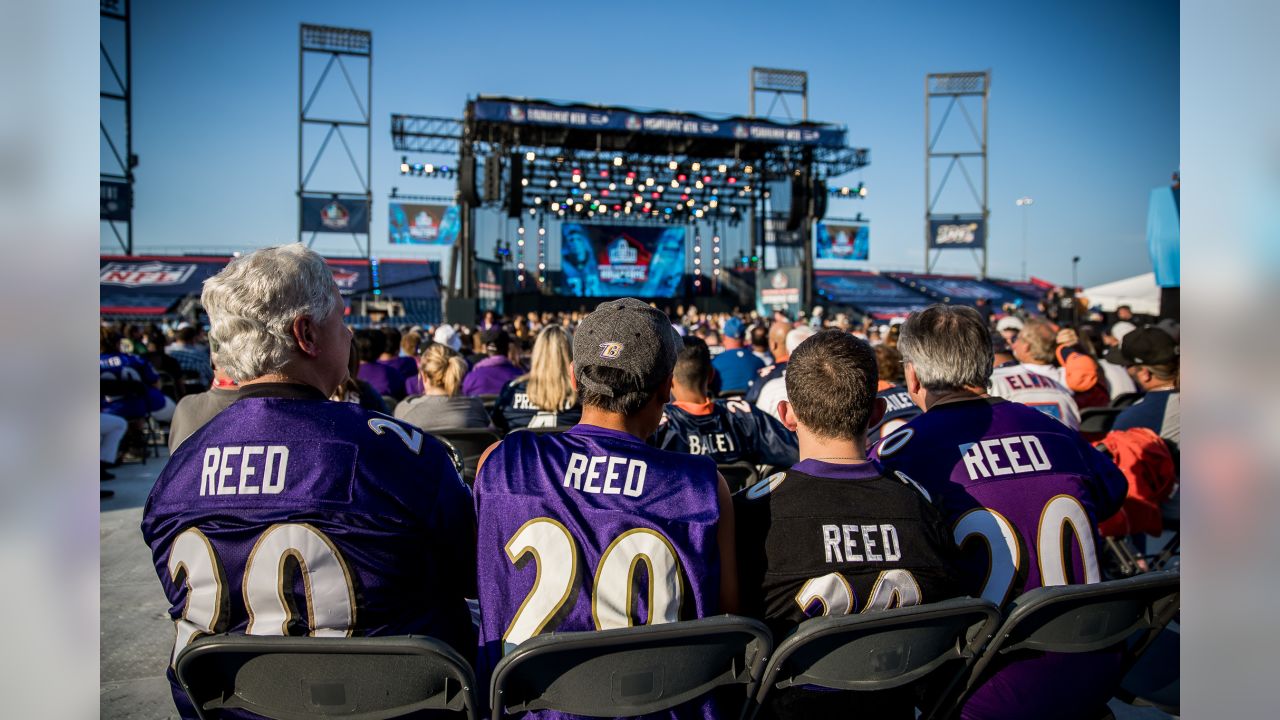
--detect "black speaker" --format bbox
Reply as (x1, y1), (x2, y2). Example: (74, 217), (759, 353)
(811, 180), (828, 221)
(458, 155), (480, 206)
(446, 298), (478, 328)
(786, 174), (809, 231)
(484, 153), (503, 203)
(507, 152), (524, 218)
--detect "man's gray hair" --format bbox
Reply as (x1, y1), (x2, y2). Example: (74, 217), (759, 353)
(201, 244), (339, 383)
(898, 304), (993, 391)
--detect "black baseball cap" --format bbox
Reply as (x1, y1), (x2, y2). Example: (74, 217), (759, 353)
(1110, 326), (1177, 367)
(572, 298), (682, 397)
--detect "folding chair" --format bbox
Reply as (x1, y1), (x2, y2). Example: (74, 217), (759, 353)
(490, 615), (772, 720)
(718, 389), (746, 399)
(934, 570), (1180, 720)
(1114, 621), (1180, 715)
(381, 395), (399, 415)
(508, 425), (573, 435)
(174, 634), (479, 720)
(1110, 392), (1143, 409)
(431, 429), (503, 486)
(478, 394), (500, 412)
(751, 598), (1001, 720)
(717, 461), (760, 493)
(1079, 407), (1123, 436)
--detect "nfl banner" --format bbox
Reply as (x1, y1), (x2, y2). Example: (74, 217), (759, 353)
(475, 259), (505, 314)
(928, 216), (985, 249)
(301, 196), (370, 234)
(560, 223), (685, 297)
(389, 202), (460, 245)
(814, 222), (870, 268)
(757, 266), (804, 319)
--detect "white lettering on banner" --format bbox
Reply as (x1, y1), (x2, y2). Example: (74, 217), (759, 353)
(199, 445), (289, 496)
(960, 436), (1052, 481)
(564, 452), (647, 498)
(935, 223), (980, 245)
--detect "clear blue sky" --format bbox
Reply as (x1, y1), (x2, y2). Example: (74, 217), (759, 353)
(105, 0), (1177, 287)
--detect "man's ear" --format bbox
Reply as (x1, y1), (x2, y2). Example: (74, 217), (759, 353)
(776, 400), (800, 432)
(867, 395), (887, 429)
(904, 362), (921, 395)
(569, 361), (578, 390)
(292, 315), (319, 357)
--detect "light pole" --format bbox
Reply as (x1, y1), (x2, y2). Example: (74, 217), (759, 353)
(1016, 197), (1034, 280)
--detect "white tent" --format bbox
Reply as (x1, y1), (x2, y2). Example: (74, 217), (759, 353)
(1082, 272), (1160, 315)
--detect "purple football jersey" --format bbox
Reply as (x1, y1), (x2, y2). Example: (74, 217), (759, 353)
(872, 397), (1128, 720)
(141, 387), (476, 719)
(474, 424), (724, 720)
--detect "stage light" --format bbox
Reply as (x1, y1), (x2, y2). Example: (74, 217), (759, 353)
(538, 262), (546, 270)
(518, 226), (525, 235)
(858, 183), (867, 197)
(691, 162), (701, 171)
(529, 208), (536, 216)
(424, 164), (435, 174)
(645, 177), (655, 186)
(579, 181), (588, 189)
(680, 194), (689, 201)
(624, 177), (634, 185)
(538, 227), (546, 235)
(575, 203), (583, 211)
(686, 199), (695, 207)
(717, 163), (727, 173)
(571, 188), (579, 196)
(695, 181), (704, 189)
(703, 175), (712, 183)
(400, 162), (410, 174)
(526, 151), (536, 162)
(517, 238), (525, 247)
(714, 268), (721, 275)
(694, 257), (701, 265)
(558, 209), (566, 216)
(613, 156), (624, 166)
(713, 257), (720, 265)
(583, 193), (592, 201)
(602, 189), (610, 197)
(840, 186), (850, 195)
(549, 178), (558, 188)
(694, 209), (704, 218)
(709, 199), (718, 208)
(521, 178), (529, 186)
(744, 165), (753, 174)
(599, 170), (609, 178)
(534, 196), (542, 204)
(671, 179), (679, 188)
(727, 176), (737, 184)
(608, 182), (616, 190)
(551, 202), (560, 211)
(668, 160), (679, 170)
(651, 191), (660, 199)
(572, 173), (582, 183)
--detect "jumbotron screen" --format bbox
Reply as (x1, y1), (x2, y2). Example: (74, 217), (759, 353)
(561, 223), (685, 297)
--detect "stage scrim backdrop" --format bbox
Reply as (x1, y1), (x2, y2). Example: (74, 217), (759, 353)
(560, 223), (685, 297)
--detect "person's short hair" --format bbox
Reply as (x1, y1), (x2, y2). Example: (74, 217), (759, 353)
(785, 330), (879, 440)
(100, 326), (122, 354)
(898, 305), (994, 391)
(1019, 317), (1058, 364)
(355, 329), (385, 362)
(381, 327), (401, 354)
(785, 325), (818, 354)
(177, 325), (199, 344)
(576, 366), (655, 415)
(201, 244), (339, 383)
(673, 336), (712, 393)
(875, 344), (906, 384)
(749, 325), (769, 350)
(401, 331), (421, 357)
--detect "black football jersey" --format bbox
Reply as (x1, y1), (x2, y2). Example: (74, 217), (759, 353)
(734, 458), (964, 640)
(868, 385), (922, 444)
(654, 398), (799, 468)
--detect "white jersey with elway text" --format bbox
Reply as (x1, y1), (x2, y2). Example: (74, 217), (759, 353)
(988, 363), (1081, 429)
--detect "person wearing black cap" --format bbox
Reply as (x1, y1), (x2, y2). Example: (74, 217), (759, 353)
(471, 299), (738, 715)
(1109, 326), (1180, 447)
(460, 328), (524, 396)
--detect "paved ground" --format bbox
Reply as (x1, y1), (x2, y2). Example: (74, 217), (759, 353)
(101, 448), (1177, 719)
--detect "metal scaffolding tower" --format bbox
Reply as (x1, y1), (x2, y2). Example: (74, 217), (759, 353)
(101, 0), (135, 254)
(925, 71), (990, 276)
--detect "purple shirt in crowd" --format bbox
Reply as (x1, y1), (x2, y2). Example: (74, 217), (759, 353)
(357, 360), (405, 398)
(474, 424), (724, 719)
(872, 397), (1127, 720)
(379, 355), (418, 383)
(461, 355), (524, 397)
(140, 383), (476, 719)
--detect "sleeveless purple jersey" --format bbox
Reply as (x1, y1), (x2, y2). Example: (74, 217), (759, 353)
(141, 394), (476, 719)
(474, 424), (724, 720)
(872, 397), (1127, 720)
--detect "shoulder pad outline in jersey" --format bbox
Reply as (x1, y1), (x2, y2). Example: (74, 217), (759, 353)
(893, 470), (931, 502)
(744, 471), (787, 500)
(877, 427), (914, 457)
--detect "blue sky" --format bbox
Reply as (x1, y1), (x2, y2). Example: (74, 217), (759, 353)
(104, 0), (1177, 287)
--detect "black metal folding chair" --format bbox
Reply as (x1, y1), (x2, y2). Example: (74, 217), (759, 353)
(490, 615), (772, 720)
(478, 394), (500, 412)
(1111, 392), (1143, 409)
(717, 461), (759, 493)
(751, 598), (1001, 720)
(430, 429), (503, 486)
(174, 634), (479, 720)
(508, 425), (573, 435)
(933, 571), (1180, 720)
(1079, 407), (1123, 435)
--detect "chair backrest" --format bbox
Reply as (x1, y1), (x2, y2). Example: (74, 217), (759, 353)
(381, 395), (399, 414)
(1111, 391), (1143, 408)
(1079, 407), (1123, 435)
(717, 389), (746, 399)
(490, 615), (772, 720)
(431, 429), (502, 484)
(754, 598), (1000, 714)
(946, 571), (1180, 718)
(509, 425), (573, 435)
(174, 634), (478, 720)
(478, 394), (500, 411)
(717, 461), (759, 493)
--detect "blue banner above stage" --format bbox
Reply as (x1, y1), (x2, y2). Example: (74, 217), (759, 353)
(472, 97), (846, 148)
(561, 223), (686, 297)
(928, 216), (986, 249)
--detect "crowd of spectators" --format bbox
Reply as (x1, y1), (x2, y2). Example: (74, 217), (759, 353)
(107, 244), (1179, 719)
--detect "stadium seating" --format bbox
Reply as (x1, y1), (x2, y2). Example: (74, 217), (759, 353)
(1079, 407), (1123, 435)
(751, 597), (1001, 720)
(490, 615), (771, 720)
(932, 570), (1180, 719)
(174, 634), (479, 720)
(431, 428), (502, 485)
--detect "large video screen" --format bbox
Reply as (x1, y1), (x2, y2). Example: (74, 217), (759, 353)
(814, 222), (869, 268)
(389, 202), (459, 245)
(561, 223), (685, 297)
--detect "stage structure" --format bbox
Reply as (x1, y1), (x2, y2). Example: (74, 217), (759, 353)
(393, 96), (869, 311)
(925, 71), (990, 276)
(297, 24), (372, 256)
(101, 0), (135, 255)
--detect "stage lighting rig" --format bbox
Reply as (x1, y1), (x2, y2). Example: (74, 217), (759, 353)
(398, 155), (456, 179)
